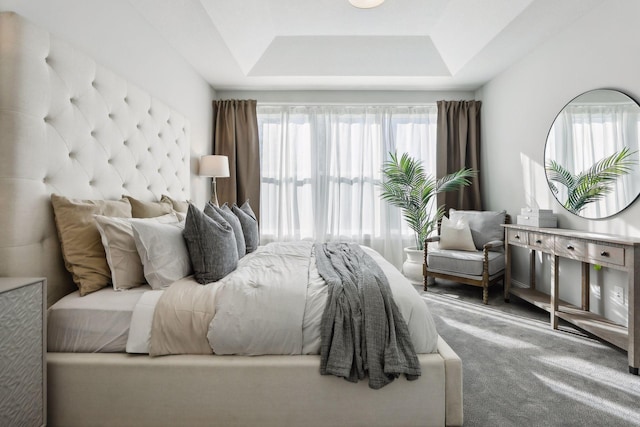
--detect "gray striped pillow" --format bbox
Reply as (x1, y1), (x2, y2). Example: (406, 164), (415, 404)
(183, 204), (239, 284)
(232, 200), (259, 253)
(206, 202), (246, 258)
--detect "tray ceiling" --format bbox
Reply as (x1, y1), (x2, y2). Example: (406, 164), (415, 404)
(51, 0), (609, 90)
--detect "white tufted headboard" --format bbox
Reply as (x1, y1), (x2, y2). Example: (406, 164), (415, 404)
(0, 12), (191, 306)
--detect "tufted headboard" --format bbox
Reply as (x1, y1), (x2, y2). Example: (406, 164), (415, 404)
(0, 12), (191, 306)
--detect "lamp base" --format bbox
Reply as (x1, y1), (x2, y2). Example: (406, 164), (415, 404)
(210, 177), (219, 207)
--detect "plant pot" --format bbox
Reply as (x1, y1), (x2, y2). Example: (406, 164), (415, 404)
(402, 246), (424, 284)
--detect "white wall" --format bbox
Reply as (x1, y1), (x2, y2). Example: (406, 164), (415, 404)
(0, 0), (214, 207)
(477, 0), (640, 325)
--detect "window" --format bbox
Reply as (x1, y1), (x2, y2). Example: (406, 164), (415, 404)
(258, 105), (437, 267)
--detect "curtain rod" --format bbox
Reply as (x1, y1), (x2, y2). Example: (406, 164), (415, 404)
(256, 102), (438, 107)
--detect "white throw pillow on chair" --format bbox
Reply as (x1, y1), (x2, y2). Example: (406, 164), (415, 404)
(438, 216), (477, 252)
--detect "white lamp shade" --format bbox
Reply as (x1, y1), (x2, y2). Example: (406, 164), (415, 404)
(349, 0), (384, 8)
(199, 155), (230, 177)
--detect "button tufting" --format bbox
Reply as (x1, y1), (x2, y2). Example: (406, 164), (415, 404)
(123, 139), (129, 146)
(69, 152), (76, 159)
(90, 130), (96, 137)
(89, 180), (96, 186)
(136, 123), (141, 129)
(43, 116), (50, 123)
(107, 158), (113, 164)
(91, 81), (97, 87)
(108, 113), (114, 119)
(124, 97), (129, 103)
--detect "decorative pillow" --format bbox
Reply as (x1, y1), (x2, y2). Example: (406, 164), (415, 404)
(130, 220), (192, 290)
(438, 216), (477, 252)
(161, 194), (190, 213)
(95, 213), (180, 290)
(51, 194), (132, 296)
(183, 204), (239, 284)
(123, 195), (174, 218)
(449, 209), (507, 250)
(205, 202), (246, 258)
(232, 200), (259, 253)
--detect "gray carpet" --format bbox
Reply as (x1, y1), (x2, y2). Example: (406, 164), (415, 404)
(422, 291), (640, 426)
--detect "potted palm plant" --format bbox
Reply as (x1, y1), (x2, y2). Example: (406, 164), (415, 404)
(379, 152), (476, 282)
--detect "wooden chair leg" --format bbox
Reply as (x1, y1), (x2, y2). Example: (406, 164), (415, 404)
(482, 248), (490, 304)
(423, 246), (428, 292)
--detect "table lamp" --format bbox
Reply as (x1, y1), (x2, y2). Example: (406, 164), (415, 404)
(199, 155), (230, 207)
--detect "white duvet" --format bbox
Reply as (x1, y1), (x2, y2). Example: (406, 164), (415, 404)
(126, 241), (438, 355)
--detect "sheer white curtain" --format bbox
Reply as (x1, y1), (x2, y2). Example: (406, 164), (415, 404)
(547, 102), (640, 217)
(258, 105), (437, 268)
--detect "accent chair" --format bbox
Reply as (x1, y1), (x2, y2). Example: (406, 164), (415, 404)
(423, 209), (510, 304)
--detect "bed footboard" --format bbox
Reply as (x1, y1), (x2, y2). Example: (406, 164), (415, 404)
(47, 337), (462, 427)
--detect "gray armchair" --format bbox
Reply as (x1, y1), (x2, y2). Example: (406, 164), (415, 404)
(423, 209), (509, 304)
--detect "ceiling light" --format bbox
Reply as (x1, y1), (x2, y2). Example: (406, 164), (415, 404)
(349, 0), (385, 9)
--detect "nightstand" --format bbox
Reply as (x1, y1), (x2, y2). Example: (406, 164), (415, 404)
(0, 278), (47, 426)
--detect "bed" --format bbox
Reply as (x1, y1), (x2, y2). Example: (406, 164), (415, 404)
(0, 11), (463, 427)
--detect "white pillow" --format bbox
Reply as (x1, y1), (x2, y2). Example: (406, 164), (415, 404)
(438, 216), (477, 252)
(130, 220), (192, 290)
(95, 213), (179, 291)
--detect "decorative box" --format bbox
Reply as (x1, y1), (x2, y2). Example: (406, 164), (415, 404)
(517, 208), (557, 227)
(520, 208), (553, 216)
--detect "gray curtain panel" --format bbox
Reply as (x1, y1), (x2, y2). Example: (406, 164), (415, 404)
(212, 99), (261, 224)
(436, 100), (483, 212)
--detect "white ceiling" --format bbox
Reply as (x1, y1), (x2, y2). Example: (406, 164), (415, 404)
(130, 0), (602, 91)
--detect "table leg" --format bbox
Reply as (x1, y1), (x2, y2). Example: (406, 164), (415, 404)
(504, 244), (512, 302)
(529, 249), (536, 290)
(551, 254), (559, 330)
(581, 262), (590, 311)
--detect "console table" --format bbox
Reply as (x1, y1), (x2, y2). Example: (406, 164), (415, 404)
(502, 224), (640, 374)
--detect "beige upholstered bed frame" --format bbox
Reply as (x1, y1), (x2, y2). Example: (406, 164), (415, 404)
(0, 12), (463, 426)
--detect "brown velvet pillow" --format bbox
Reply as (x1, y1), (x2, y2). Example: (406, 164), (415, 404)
(123, 195), (174, 218)
(161, 194), (190, 213)
(51, 194), (132, 296)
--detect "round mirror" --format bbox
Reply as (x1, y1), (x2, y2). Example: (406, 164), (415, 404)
(544, 89), (640, 219)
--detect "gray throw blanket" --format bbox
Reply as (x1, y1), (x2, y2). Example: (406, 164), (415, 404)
(314, 243), (421, 389)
